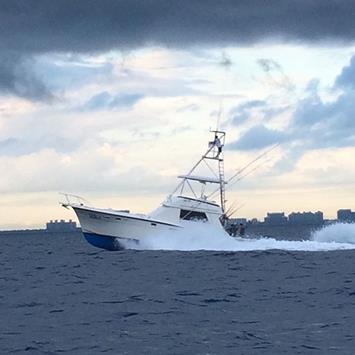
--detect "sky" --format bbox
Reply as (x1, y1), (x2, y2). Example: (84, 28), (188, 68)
(1, 1), (355, 229)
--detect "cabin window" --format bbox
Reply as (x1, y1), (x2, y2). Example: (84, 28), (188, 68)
(180, 209), (207, 222)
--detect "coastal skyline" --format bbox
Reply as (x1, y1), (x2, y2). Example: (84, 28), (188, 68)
(1, 2), (355, 229)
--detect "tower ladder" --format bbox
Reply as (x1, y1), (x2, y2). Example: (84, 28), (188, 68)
(218, 157), (226, 213)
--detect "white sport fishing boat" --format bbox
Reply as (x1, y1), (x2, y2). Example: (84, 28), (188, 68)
(61, 131), (230, 250)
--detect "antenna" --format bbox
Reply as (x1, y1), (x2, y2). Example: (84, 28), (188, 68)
(216, 99), (223, 131)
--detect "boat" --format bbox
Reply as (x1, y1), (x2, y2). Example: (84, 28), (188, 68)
(61, 130), (231, 250)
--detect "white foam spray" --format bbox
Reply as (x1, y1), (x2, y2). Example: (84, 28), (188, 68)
(311, 222), (355, 244)
(130, 222), (355, 252)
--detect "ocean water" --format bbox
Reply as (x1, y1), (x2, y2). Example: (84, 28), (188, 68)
(1, 224), (355, 354)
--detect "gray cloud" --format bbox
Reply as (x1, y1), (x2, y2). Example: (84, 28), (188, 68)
(257, 59), (282, 73)
(229, 99), (289, 126)
(292, 55), (355, 148)
(229, 100), (267, 125)
(81, 91), (144, 111)
(334, 56), (355, 90)
(257, 58), (295, 92)
(228, 124), (287, 151)
(34, 57), (114, 91)
(0, 51), (53, 101)
(229, 88), (355, 153)
(229, 55), (355, 173)
(0, 136), (80, 156)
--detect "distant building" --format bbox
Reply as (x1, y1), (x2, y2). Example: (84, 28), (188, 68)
(264, 212), (287, 225)
(46, 219), (77, 232)
(337, 209), (355, 222)
(288, 211), (323, 225)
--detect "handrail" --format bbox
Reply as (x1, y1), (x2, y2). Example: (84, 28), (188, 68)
(59, 192), (90, 207)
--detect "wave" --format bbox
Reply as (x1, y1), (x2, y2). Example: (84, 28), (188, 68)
(311, 222), (355, 244)
(131, 221), (355, 252)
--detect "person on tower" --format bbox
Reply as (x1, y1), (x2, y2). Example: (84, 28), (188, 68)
(214, 134), (223, 157)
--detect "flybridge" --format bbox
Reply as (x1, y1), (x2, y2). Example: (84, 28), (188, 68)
(172, 130), (227, 213)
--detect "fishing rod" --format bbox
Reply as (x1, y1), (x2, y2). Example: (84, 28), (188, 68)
(225, 201), (246, 219)
(206, 143), (280, 201)
(226, 143), (280, 185)
(227, 156), (274, 191)
(227, 203), (247, 219)
(222, 155), (275, 219)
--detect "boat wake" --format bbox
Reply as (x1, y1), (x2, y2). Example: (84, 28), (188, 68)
(129, 222), (355, 252)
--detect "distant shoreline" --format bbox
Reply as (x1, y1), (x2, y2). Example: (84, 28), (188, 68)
(0, 228), (82, 236)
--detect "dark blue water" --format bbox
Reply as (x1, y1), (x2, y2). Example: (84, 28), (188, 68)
(1, 232), (355, 354)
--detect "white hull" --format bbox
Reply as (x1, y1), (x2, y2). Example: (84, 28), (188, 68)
(72, 205), (181, 250)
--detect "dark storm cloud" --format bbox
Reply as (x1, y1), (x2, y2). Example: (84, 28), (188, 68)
(2, 0), (355, 54)
(1, 0), (355, 101)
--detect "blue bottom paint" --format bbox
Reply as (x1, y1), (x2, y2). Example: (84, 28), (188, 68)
(83, 232), (124, 251)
